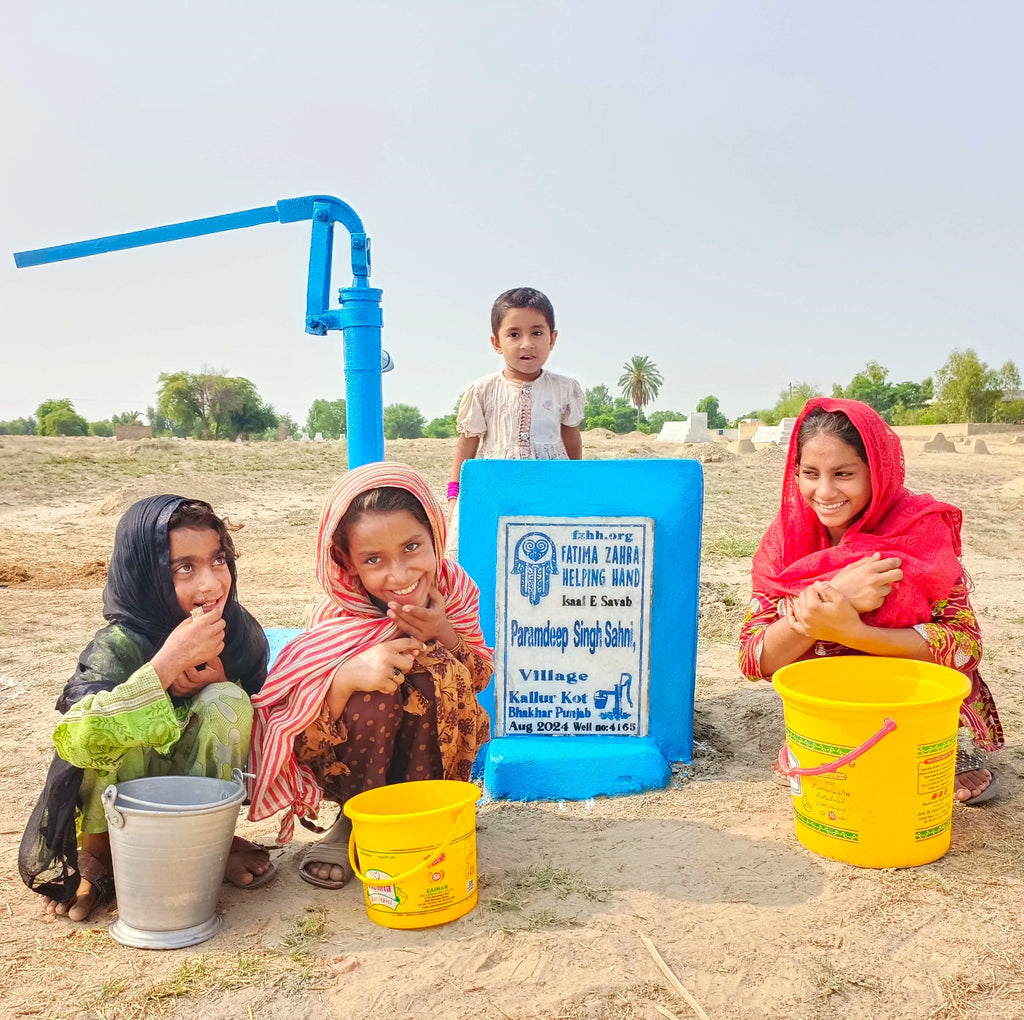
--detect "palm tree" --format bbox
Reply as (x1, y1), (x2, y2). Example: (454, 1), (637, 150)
(618, 355), (663, 429)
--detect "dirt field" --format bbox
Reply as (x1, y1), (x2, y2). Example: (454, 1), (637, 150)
(1, 432), (1022, 1020)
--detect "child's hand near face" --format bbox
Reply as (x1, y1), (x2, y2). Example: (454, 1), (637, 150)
(151, 605), (227, 692)
(167, 655), (228, 697)
(327, 637), (423, 720)
(387, 585), (459, 650)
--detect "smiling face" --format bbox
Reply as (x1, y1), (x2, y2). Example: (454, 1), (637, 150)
(491, 306), (557, 382)
(796, 432), (873, 544)
(169, 526), (232, 616)
(339, 509), (437, 609)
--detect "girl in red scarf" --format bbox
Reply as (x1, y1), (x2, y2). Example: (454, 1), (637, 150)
(248, 463), (492, 887)
(739, 398), (1002, 804)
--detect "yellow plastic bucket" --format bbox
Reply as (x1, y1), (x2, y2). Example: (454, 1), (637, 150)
(343, 780), (480, 929)
(773, 657), (970, 868)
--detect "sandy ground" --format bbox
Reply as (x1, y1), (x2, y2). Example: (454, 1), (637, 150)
(0, 432), (1022, 1020)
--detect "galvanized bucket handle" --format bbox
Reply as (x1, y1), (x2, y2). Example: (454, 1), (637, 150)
(347, 807), (468, 889)
(102, 769), (251, 828)
(777, 718), (897, 778)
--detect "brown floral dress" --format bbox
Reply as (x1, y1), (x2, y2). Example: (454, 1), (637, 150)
(293, 635), (492, 809)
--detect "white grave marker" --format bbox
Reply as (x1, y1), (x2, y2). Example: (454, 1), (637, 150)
(682, 412), (713, 443)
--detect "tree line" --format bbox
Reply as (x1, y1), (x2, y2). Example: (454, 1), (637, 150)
(742, 349), (1021, 427)
(2, 348), (1019, 440)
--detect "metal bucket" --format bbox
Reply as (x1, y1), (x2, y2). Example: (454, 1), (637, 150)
(102, 769), (247, 949)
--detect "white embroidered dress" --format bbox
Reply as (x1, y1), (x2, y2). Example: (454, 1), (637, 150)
(456, 370), (585, 459)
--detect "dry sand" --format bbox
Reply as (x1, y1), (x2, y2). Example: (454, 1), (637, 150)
(1, 433), (1023, 1019)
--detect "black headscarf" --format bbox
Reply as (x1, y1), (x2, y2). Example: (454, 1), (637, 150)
(20, 494), (268, 903)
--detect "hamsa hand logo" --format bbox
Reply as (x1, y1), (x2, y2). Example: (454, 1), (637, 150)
(512, 532), (558, 606)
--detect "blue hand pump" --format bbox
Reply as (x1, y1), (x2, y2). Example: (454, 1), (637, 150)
(13, 195), (387, 467)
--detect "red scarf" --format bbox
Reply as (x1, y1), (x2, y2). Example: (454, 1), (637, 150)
(248, 463), (492, 841)
(751, 398), (964, 628)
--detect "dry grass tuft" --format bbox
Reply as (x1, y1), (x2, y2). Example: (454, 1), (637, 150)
(812, 954), (877, 998)
(487, 864), (611, 915)
(697, 581), (749, 646)
(928, 968), (999, 1019)
(281, 904), (329, 950)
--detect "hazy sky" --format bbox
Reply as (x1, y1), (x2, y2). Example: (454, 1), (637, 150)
(2, 2), (1021, 427)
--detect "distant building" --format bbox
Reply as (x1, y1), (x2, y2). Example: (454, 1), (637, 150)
(115, 424), (152, 441)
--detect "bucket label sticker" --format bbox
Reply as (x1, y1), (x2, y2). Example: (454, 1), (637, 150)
(362, 830), (477, 918)
(916, 747), (954, 797)
(915, 734), (956, 833)
(787, 726), (858, 839)
(365, 870), (401, 911)
(495, 516), (653, 737)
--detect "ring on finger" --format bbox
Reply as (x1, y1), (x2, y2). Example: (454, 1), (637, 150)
(392, 666), (402, 679)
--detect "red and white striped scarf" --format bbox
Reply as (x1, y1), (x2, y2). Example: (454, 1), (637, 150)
(248, 462), (492, 841)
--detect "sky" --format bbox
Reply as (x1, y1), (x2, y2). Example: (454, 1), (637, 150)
(2, 1), (1022, 428)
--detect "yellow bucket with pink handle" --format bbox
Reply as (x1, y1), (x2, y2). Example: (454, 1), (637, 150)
(343, 779), (480, 929)
(773, 657), (970, 868)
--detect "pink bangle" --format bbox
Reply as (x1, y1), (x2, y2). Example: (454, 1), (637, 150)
(447, 481), (460, 500)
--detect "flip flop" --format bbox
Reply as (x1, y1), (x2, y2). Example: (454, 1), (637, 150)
(234, 861), (278, 889)
(956, 747), (1000, 807)
(224, 836), (278, 889)
(298, 840), (353, 890)
(963, 773), (1000, 806)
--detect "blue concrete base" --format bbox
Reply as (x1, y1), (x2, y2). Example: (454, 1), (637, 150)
(483, 735), (671, 801)
(265, 627), (303, 670)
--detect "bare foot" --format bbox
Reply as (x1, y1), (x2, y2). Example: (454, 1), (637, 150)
(41, 880), (100, 921)
(954, 768), (992, 802)
(224, 836), (274, 888)
(300, 812), (352, 887)
(41, 833), (111, 922)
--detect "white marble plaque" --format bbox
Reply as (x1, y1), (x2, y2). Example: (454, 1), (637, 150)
(495, 517), (653, 737)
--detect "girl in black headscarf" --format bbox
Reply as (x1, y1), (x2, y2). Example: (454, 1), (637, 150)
(19, 495), (272, 921)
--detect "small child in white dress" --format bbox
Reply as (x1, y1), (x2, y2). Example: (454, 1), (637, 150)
(448, 287), (584, 509)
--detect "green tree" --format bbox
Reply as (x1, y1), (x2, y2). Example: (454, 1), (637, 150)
(934, 349), (1016, 422)
(647, 410), (687, 434)
(584, 385), (614, 421)
(618, 356), (663, 428)
(424, 415), (457, 438)
(146, 405), (180, 437)
(831, 362), (932, 423)
(306, 398), (347, 440)
(695, 395), (728, 430)
(611, 398), (643, 432)
(156, 371), (272, 439)
(35, 399), (88, 436)
(0, 416), (36, 435)
(89, 420), (114, 437)
(229, 391), (277, 439)
(774, 382), (822, 421)
(383, 403), (425, 439)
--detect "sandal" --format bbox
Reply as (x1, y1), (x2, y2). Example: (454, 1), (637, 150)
(224, 836), (277, 889)
(955, 747), (1000, 807)
(298, 840), (353, 889)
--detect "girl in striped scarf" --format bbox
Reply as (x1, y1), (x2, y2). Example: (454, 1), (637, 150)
(248, 463), (492, 888)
